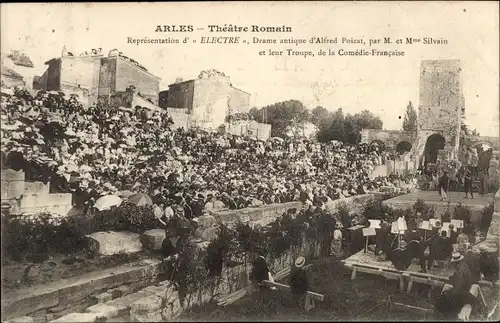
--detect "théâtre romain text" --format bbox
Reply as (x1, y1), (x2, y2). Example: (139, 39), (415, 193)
(155, 24), (293, 33)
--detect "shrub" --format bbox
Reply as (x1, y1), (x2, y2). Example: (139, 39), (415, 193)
(453, 203), (472, 224)
(234, 221), (267, 260)
(2, 213), (87, 262)
(92, 204), (157, 233)
(281, 213), (305, 251)
(267, 218), (291, 260)
(412, 199), (436, 220)
(205, 224), (237, 276)
(337, 203), (351, 228)
(362, 199), (384, 220)
(169, 240), (209, 305)
(480, 203), (494, 233)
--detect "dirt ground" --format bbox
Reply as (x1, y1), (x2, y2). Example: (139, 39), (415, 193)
(1, 251), (152, 295)
(179, 258), (446, 322)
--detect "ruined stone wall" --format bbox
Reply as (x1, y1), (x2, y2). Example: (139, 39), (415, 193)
(467, 135), (500, 151)
(418, 60), (462, 150)
(1, 169), (26, 201)
(191, 76), (231, 129)
(1, 169), (72, 215)
(360, 129), (416, 151)
(228, 86), (251, 114)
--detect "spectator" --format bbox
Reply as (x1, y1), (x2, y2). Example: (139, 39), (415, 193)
(289, 256), (309, 308)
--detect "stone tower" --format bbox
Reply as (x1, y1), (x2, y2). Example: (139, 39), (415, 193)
(412, 60), (464, 166)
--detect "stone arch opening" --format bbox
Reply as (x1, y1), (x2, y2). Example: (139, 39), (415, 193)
(396, 141), (412, 155)
(424, 133), (445, 165)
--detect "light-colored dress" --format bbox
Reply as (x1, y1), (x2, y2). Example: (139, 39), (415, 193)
(330, 229), (343, 257)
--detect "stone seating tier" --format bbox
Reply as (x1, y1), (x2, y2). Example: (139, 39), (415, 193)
(1, 169), (73, 216)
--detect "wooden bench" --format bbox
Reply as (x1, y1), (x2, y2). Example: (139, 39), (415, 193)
(262, 280), (325, 311)
(216, 264), (314, 307)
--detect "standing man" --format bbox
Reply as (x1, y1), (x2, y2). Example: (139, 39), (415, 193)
(464, 168), (474, 199)
(438, 170), (449, 202)
(289, 256), (309, 309)
(479, 170), (488, 196)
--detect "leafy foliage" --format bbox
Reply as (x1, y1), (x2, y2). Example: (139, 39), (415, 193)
(234, 221), (267, 258)
(169, 240), (210, 303)
(281, 213), (305, 250)
(402, 101), (417, 131)
(480, 203), (494, 233)
(453, 203), (472, 224)
(2, 213), (88, 262)
(251, 100), (310, 138)
(268, 218), (292, 260)
(316, 109), (383, 144)
(205, 224), (238, 276)
(337, 203), (352, 228)
(362, 199), (385, 220)
(412, 199), (436, 220)
(92, 204), (157, 233)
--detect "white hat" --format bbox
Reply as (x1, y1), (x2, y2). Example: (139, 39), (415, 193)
(294, 256), (306, 268)
(450, 252), (464, 263)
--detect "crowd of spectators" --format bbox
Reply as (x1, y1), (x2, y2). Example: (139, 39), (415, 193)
(1, 87), (408, 219)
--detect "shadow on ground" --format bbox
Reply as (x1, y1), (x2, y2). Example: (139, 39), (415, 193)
(180, 258), (439, 321)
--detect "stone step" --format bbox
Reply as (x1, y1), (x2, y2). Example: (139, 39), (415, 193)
(1, 259), (160, 321)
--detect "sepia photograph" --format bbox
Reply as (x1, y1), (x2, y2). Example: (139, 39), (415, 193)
(1, 1), (499, 322)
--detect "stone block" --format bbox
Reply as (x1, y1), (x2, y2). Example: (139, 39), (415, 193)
(1, 169), (26, 181)
(140, 229), (165, 251)
(129, 294), (163, 313)
(86, 231), (143, 256)
(116, 284), (133, 296)
(48, 312), (99, 323)
(130, 310), (162, 322)
(109, 285), (132, 299)
(2, 287), (60, 320)
(214, 210), (249, 226)
(2, 179), (25, 200)
(18, 193), (73, 215)
(162, 297), (183, 321)
(24, 182), (49, 197)
(86, 304), (125, 318)
(95, 292), (113, 304)
(143, 285), (168, 298)
(58, 280), (95, 306)
(247, 209), (265, 221)
(4, 316), (34, 323)
(197, 215), (217, 228)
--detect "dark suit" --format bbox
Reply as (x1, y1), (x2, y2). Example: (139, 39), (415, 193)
(419, 235), (452, 271)
(449, 231), (459, 245)
(250, 256), (270, 285)
(480, 253), (500, 281)
(289, 267), (309, 307)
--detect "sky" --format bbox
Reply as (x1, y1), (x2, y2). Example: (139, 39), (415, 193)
(1, 2), (499, 136)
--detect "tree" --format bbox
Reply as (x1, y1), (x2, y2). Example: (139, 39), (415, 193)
(310, 106), (330, 127)
(460, 121), (480, 148)
(248, 107), (261, 121)
(402, 101), (417, 131)
(352, 110), (383, 131)
(315, 108), (383, 144)
(257, 100), (310, 138)
(344, 110), (383, 144)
